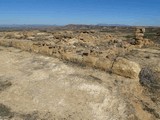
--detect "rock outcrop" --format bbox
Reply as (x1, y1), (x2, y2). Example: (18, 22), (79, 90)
(2, 27), (157, 79)
(112, 57), (141, 79)
(0, 39), (141, 79)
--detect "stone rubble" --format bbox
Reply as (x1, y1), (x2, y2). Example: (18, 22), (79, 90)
(0, 27), (156, 79)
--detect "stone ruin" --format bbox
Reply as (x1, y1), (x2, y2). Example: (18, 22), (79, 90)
(134, 27), (154, 46)
(135, 27), (145, 44)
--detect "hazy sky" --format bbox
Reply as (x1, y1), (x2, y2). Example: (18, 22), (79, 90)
(0, 0), (160, 26)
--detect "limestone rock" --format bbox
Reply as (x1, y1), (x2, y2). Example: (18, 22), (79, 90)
(67, 54), (83, 64)
(135, 33), (144, 40)
(112, 57), (141, 79)
(136, 27), (145, 33)
(95, 58), (112, 71)
(82, 56), (98, 67)
(67, 38), (78, 45)
(0, 40), (12, 47)
(27, 37), (35, 40)
(14, 34), (24, 39)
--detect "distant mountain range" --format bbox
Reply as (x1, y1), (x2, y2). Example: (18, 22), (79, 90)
(0, 24), (130, 28)
(0, 24), (58, 28)
(0, 24), (159, 29)
(96, 24), (130, 27)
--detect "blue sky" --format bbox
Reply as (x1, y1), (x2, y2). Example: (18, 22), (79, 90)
(0, 0), (160, 26)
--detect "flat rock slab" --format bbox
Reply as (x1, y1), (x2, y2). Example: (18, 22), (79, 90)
(0, 46), (159, 120)
(0, 46), (134, 120)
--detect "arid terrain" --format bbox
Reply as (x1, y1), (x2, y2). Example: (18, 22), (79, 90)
(0, 25), (160, 120)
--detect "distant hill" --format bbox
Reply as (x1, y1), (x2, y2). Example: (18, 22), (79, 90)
(97, 24), (130, 27)
(0, 24), (59, 31)
(0, 24), (58, 28)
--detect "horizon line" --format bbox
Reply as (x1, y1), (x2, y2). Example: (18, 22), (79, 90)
(0, 24), (160, 27)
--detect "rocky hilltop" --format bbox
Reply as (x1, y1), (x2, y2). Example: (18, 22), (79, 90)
(0, 26), (159, 120)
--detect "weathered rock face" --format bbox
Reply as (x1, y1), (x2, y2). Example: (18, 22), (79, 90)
(0, 28), (156, 79)
(112, 57), (141, 79)
(0, 39), (142, 79)
(95, 58), (112, 71)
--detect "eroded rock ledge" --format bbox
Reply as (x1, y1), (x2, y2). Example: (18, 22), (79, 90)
(0, 39), (141, 79)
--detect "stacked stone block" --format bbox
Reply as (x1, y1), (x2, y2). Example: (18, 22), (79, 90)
(135, 27), (145, 45)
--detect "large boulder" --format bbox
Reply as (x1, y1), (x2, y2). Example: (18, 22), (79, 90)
(112, 57), (141, 79)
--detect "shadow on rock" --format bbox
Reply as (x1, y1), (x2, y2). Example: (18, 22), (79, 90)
(0, 104), (14, 119)
(0, 81), (12, 92)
